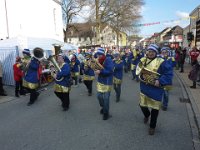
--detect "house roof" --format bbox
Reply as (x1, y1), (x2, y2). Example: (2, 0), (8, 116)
(189, 5), (200, 16)
(159, 27), (170, 35)
(164, 25), (183, 36)
(66, 22), (95, 38)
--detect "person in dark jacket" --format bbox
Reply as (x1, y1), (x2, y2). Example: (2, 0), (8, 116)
(188, 62), (200, 89)
(179, 48), (186, 73)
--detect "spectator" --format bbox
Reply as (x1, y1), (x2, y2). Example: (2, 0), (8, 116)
(189, 46), (200, 66)
(175, 48), (180, 70)
(188, 62), (200, 89)
(179, 48), (186, 73)
(13, 57), (25, 97)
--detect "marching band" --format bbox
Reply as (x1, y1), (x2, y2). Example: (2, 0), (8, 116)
(12, 44), (175, 135)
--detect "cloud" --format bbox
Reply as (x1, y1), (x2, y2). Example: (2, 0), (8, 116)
(176, 11), (189, 18)
(139, 6), (149, 14)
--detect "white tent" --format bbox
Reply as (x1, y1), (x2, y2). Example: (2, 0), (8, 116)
(61, 43), (78, 50)
(0, 37), (63, 50)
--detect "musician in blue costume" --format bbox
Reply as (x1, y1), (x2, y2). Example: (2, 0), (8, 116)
(160, 47), (175, 111)
(83, 52), (95, 96)
(23, 47), (42, 106)
(113, 52), (124, 102)
(136, 44), (173, 135)
(94, 48), (114, 120)
(131, 47), (144, 81)
(70, 54), (80, 87)
(122, 51), (129, 73)
(54, 54), (71, 111)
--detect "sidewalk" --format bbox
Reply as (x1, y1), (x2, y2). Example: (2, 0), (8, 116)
(175, 63), (200, 133)
(0, 85), (16, 104)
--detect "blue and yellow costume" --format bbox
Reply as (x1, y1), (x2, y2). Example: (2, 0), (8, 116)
(138, 57), (173, 110)
(83, 53), (95, 96)
(113, 54), (124, 102)
(70, 54), (80, 86)
(136, 44), (173, 134)
(95, 48), (114, 120)
(23, 56), (41, 105)
(23, 57), (40, 89)
(131, 49), (144, 80)
(159, 47), (175, 110)
(54, 62), (71, 110)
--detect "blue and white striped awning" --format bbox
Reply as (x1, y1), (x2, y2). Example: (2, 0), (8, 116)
(0, 47), (18, 85)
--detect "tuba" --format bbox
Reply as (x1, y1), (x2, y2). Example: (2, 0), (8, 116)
(48, 55), (63, 82)
(136, 62), (161, 87)
(33, 47), (44, 60)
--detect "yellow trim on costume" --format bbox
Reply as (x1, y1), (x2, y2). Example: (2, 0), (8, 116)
(71, 72), (79, 77)
(54, 84), (70, 93)
(96, 82), (112, 92)
(140, 57), (164, 73)
(113, 77), (122, 84)
(23, 79), (39, 90)
(164, 85), (172, 91)
(140, 93), (161, 110)
(83, 75), (95, 81)
(131, 64), (136, 70)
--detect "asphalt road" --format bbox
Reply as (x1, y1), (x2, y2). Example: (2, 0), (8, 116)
(0, 72), (194, 150)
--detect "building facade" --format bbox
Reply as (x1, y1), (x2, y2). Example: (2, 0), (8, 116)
(189, 5), (200, 48)
(0, 0), (64, 41)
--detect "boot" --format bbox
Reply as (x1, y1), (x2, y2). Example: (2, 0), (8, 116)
(103, 113), (109, 120)
(149, 128), (155, 135)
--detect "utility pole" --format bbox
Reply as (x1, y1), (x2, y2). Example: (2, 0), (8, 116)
(4, 0), (9, 39)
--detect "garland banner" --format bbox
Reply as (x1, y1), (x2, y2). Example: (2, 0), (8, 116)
(133, 16), (198, 27)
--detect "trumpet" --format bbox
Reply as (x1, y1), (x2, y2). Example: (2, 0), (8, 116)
(87, 57), (104, 71)
(48, 55), (64, 82)
(136, 61), (161, 87)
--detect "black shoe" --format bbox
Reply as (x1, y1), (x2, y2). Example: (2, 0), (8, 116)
(103, 113), (111, 120)
(63, 107), (69, 111)
(0, 93), (7, 96)
(190, 86), (196, 89)
(27, 101), (34, 106)
(15, 94), (19, 97)
(88, 93), (92, 96)
(116, 97), (120, 102)
(100, 109), (103, 115)
(20, 91), (26, 95)
(149, 128), (155, 135)
(162, 106), (167, 111)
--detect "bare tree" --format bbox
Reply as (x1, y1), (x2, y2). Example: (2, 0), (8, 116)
(85, 0), (144, 45)
(62, 0), (86, 42)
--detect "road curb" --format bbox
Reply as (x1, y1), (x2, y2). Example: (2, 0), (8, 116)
(175, 72), (200, 149)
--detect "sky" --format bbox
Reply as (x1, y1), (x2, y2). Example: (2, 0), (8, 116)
(140, 0), (200, 37)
